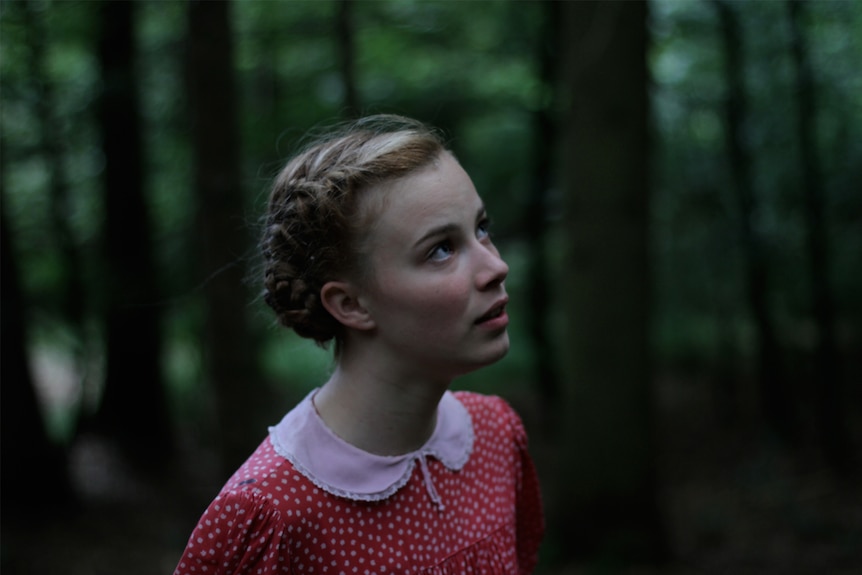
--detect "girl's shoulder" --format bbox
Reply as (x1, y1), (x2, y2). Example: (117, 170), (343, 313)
(202, 438), (340, 532)
(451, 390), (527, 440)
(452, 389), (510, 407)
(216, 436), (325, 515)
(221, 436), (293, 492)
(451, 390), (519, 418)
(175, 445), (304, 575)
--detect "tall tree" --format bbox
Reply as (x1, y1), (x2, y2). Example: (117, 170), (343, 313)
(1, 154), (74, 521)
(336, 0), (360, 118)
(22, 0), (87, 343)
(786, 0), (850, 472)
(556, 0), (666, 563)
(186, 0), (266, 474)
(526, 0), (562, 429)
(713, 0), (798, 445)
(93, 0), (173, 468)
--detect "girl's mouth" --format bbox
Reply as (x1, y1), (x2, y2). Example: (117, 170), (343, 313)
(475, 300), (508, 325)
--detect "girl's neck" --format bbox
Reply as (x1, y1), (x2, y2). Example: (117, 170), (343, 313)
(312, 358), (449, 456)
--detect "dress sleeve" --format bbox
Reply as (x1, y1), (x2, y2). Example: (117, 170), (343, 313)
(173, 489), (291, 575)
(508, 403), (545, 575)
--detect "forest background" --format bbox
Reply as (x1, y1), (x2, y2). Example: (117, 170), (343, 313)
(1, 0), (860, 573)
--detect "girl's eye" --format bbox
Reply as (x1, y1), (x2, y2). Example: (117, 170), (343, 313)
(477, 217), (491, 240)
(428, 241), (454, 262)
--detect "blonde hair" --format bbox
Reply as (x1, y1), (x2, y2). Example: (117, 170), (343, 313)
(261, 115), (447, 349)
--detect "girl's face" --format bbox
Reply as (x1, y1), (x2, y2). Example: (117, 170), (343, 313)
(354, 152), (510, 378)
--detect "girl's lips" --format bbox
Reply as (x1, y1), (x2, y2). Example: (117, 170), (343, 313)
(476, 308), (509, 330)
(475, 299), (509, 328)
(476, 297), (508, 321)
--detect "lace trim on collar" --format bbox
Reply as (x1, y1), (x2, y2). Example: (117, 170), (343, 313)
(268, 390), (474, 506)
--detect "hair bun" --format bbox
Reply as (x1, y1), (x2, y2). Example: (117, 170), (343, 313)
(260, 114), (446, 352)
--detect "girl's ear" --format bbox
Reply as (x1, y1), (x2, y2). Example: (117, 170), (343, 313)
(320, 281), (375, 331)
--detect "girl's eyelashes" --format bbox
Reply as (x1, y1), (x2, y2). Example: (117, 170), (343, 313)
(423, 214), (493, 263)
(428, 240), (455, 262)
(477, 216), (492, 240)
(425, 216), (494, 262)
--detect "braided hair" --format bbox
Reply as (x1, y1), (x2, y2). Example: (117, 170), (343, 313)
(261, 115), (447, 350)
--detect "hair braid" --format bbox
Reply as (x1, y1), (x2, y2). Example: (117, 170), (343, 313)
(261, 115), (446, 349)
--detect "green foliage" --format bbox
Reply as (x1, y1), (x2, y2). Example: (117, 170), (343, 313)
(650, 0), (862, 366)
(231, 0), (543, 398)
(2, 0), (860, 431)
(2, 0), (99, 305)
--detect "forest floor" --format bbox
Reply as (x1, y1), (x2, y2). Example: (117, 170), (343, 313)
(2, 373), (860, 575)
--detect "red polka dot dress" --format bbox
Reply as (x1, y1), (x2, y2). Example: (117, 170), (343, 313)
(173, 391), (544, 575)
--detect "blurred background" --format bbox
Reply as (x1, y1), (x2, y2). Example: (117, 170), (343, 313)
(1, 0), (860, 573)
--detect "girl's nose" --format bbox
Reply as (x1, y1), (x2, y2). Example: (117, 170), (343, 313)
(477, 244), (509, 289)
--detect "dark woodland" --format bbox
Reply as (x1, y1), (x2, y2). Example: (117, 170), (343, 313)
(1, 1), (860, 573)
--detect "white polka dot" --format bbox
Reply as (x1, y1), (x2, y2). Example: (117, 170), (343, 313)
(171, 393), (542, 575)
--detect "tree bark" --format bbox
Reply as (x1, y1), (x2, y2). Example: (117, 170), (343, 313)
(556, 0), (666, 564)
(94, 0), (173, 469)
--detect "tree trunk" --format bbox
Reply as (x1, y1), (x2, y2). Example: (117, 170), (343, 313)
(1, 172), (75, 520)
(94, 0), (173, 468)
(714, 0), (799, 445)
(786, 0), (850, 473)
(556, 0), (666, 564)
(23, 0), (87, 341)
(186, 0), (267, 475)
(336, 0), (360, 118)
(526, 0), (561, 431)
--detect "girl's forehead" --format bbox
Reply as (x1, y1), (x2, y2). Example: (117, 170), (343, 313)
(364, 155), (481, 240)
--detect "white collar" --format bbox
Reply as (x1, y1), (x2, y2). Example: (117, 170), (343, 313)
(268, 389), (474, 504)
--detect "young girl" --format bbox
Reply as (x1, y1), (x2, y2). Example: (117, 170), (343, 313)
(173, 115), (544, 574)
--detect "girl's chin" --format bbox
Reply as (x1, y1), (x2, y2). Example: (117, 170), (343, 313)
(457, 337), (510, 376)
(487, 335), (510, 362)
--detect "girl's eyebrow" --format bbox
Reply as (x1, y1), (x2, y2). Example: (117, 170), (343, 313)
(412, 205), (486, 248)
